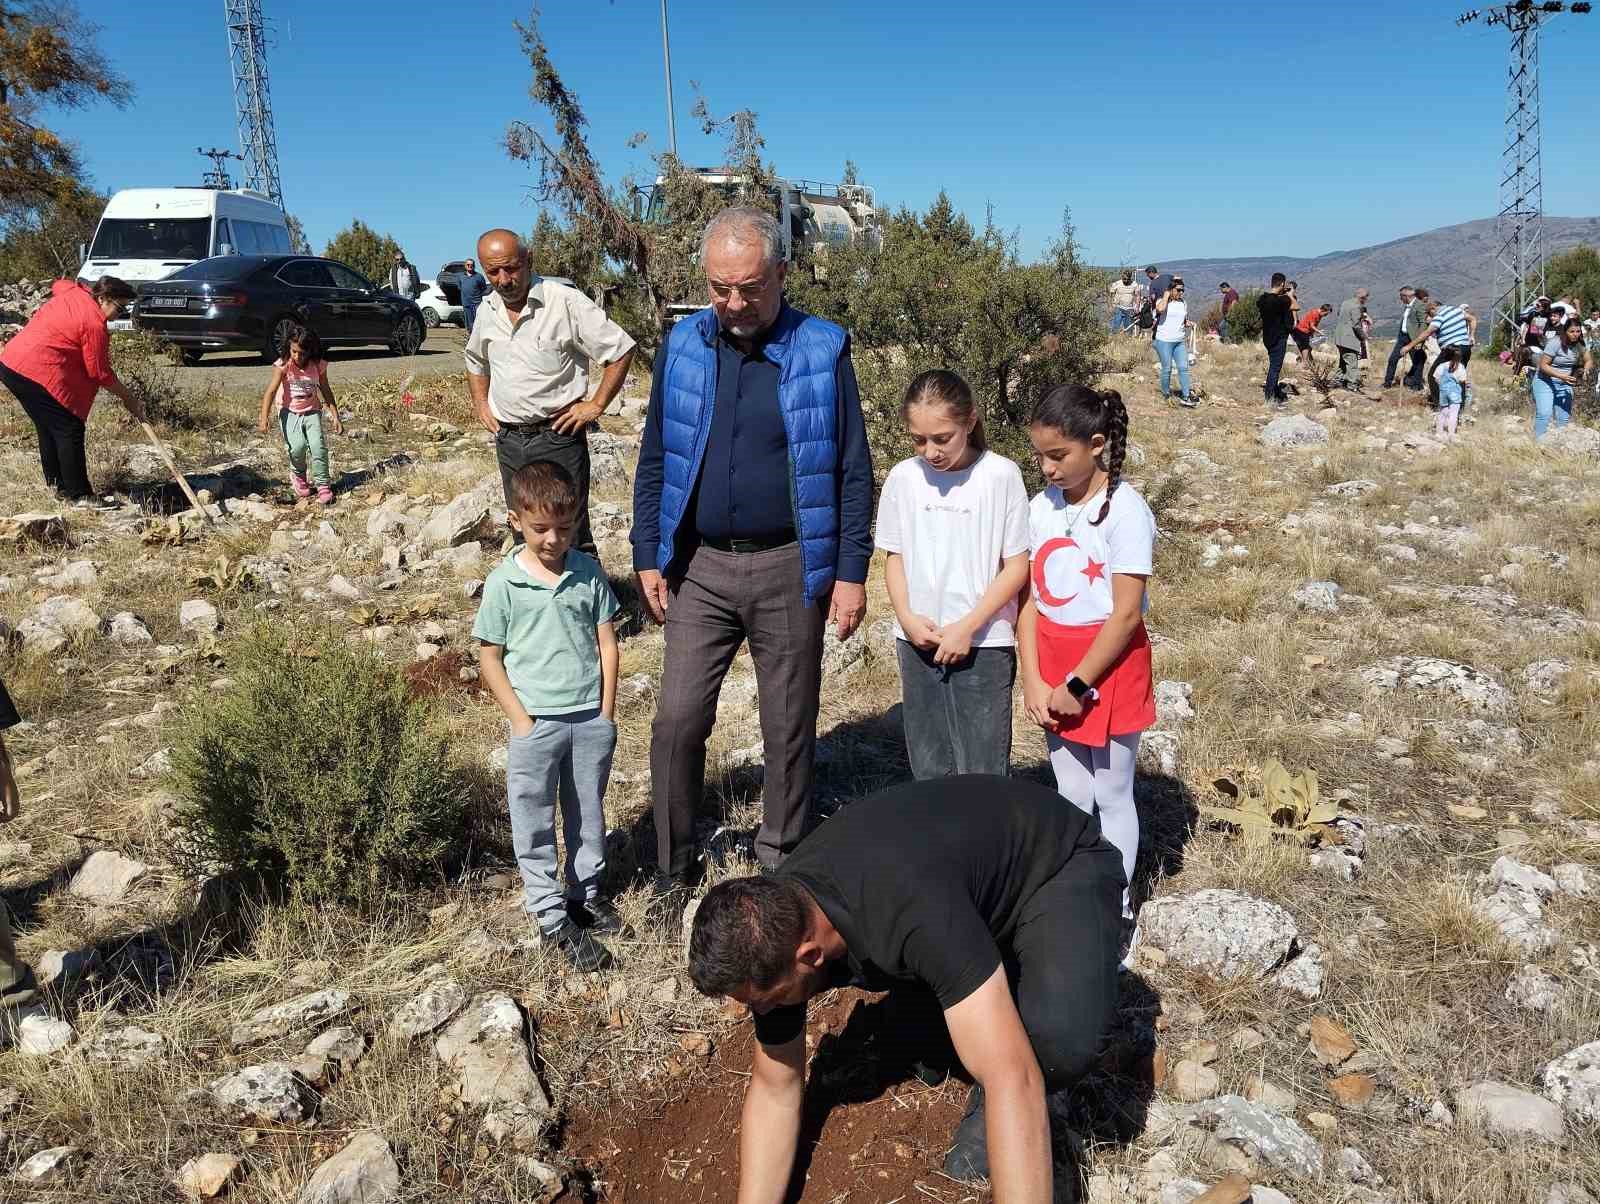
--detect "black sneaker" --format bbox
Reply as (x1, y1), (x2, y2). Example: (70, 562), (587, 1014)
(541, 918), (615, 973)
(569, 897), (627, 937)
(943, 1084), (989, 1182)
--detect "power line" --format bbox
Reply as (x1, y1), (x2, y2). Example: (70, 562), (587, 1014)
(1456, 1), (1591, 337)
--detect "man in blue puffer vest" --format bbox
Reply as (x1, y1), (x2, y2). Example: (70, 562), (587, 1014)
(631, 206), (873, 907)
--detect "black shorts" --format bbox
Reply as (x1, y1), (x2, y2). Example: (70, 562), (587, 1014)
(1291, 329), (1312, 352)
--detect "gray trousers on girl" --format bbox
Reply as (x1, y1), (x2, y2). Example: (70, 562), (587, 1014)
(895, 640), (1016, 779)
(506, 708), (617, 933)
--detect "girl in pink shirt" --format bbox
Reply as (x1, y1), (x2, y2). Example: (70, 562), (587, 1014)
(257, 324), (342, 503)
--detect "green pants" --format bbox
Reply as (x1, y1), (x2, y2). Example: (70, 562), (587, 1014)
(280, 409), (330, 486)
(0, 898), (36, 1008)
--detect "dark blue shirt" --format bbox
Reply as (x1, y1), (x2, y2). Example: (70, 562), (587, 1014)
(631, 309), (873, 585)
(459, 273), (488, 307)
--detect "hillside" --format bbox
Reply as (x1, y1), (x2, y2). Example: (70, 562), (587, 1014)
(1148, 215), (1600, 325)
(2, 332), (1599, 1202)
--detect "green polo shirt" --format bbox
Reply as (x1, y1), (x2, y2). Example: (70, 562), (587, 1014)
(472, 548), (619, 716)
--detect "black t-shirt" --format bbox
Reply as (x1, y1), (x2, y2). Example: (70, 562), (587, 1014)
(752, 775), (1097, 1046)
(1259, 291), (1293, 344)
(0, 677), (18, 730)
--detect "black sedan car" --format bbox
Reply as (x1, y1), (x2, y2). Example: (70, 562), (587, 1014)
(132, 255), (427, 365)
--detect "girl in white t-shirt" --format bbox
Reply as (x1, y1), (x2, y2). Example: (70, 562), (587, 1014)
(1018, 384), (1156, 932)
(875, 370), (1029, 779)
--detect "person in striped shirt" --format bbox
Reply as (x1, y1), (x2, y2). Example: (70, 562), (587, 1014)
(1401, 299), (1478, 407)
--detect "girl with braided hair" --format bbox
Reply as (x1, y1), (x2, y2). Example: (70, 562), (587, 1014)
(1017, 384), (1156, 949)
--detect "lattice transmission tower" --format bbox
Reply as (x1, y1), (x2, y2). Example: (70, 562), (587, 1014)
(224, 0), (285, 209)
(1456, 1), (1590, 338)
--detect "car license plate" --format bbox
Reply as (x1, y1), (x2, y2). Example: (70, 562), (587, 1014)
(148, 297), (187, 308)
(107, 318), (133, 331)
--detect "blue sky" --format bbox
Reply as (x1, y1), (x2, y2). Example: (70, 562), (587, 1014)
(48, 1), (1600, 276)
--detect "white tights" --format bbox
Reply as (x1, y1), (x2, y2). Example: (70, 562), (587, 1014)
(1047, 732), (1141, 920)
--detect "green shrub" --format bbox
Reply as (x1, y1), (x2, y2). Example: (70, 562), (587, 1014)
(172, 624), (467, 908)
(110, 330), (224, 430)
(1220, 289), (1263, 343)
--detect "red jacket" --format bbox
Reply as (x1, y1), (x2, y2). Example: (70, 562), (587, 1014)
(0, 280), (118, 419)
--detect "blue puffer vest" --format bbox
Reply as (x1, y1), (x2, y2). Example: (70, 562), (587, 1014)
(655, 303), (846, 607)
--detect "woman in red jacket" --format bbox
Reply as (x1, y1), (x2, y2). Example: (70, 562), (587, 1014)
(0, 276), (145, 505)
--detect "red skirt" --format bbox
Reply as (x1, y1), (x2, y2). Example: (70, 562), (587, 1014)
(1036, 616), (1155, 746)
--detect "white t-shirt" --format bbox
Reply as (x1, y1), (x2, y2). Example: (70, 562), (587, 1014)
(874, 450), (1030, 648)
(1028, 483), (1156, 626)
(1155, 299), (1188, 342)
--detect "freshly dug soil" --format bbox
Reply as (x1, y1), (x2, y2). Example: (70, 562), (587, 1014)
(563, 989), (990, 1203)
(403, 648), (483, 700)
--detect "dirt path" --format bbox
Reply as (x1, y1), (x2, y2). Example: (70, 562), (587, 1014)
(173, 327), (470, 391)
(564, 991), (989, 1204)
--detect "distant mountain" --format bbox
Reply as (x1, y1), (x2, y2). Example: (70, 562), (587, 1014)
(1144, 216), (1600, 327)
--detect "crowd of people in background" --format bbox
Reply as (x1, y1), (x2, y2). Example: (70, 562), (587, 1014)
(1106, 263), (1595, 438)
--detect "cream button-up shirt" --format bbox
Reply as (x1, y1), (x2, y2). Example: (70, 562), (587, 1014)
(463, 277), (636, 425)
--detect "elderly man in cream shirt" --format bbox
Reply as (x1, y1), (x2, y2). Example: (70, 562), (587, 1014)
(465, 227), (636, 553)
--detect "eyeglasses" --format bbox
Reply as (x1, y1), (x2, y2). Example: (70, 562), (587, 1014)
(708, 278), (771, 303)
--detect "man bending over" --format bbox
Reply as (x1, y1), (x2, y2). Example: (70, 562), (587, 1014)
(688, 774), (1123, 1202)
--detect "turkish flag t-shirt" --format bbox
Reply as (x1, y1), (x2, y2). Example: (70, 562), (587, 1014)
(1027, 483), (1156, 626)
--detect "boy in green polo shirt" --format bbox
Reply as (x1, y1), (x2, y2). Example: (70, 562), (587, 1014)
(475, 462), (621, 972)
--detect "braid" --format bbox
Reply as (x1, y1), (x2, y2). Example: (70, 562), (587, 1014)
(1091, 389), (1128, 526)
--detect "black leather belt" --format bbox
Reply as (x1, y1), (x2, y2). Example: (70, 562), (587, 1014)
(701, 532), (796, 554)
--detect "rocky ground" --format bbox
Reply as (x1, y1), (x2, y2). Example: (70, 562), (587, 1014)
(0, 332), (1597, 1203)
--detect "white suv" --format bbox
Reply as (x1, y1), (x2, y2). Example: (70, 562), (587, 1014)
(416, 279), (463, 328)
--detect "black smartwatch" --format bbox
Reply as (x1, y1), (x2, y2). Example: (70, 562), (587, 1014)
(1065, 675), (1092, 701)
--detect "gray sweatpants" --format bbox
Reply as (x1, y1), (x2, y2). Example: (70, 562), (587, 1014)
(506, 707), (617, 933)
(895, 640), (1016, 779)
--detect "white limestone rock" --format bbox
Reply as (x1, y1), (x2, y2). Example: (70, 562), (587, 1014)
(433, 992), (552, 1148)
(108, 611), (154, 645)
(1506, 965), (1563, 1013)
(1261, 414), (1329, 448)
(389, 977), (467, 1039)
(207, 1062), (311, 1124)
(1455, 1080), (1565, 1144)
(1542, 1041), (1600, 1124)
(229, 988), (351, 1048)
(84, 1024), (164, 1066)
(294, 1131), (400, 1204)
(1358, 656), (1513, 712)
(179, 598), (220, 635)
(1184, 1094), (1324, 1179)
(1292, 580), (1343, 612)
(1138, 889), (1298, 980)
(68, 849), (148, 903)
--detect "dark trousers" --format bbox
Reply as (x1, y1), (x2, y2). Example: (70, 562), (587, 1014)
(650, 542), (825, 874)
(494, 423), (594, 553)
(886, 830), (1123, 1092)
(895, 641), (1015, 779)
(0, 897), (36, 1008)
(1383, 333), (1425, 388)
(463, 302), (479, 334)
(1, 363), (91, 499)
(1426, 345), (1473, 406)
(1263, 336), (1288, 400)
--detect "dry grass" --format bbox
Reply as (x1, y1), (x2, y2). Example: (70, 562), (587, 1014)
(3, 334), (1600, 1199)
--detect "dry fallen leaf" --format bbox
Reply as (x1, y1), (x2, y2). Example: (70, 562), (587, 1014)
(1193, 1172), (1252, 1204)
(1448, 803), (1489, 821)
(1310, 1016), (1358, 1066)
(1328, 1073), (1377, 1110)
